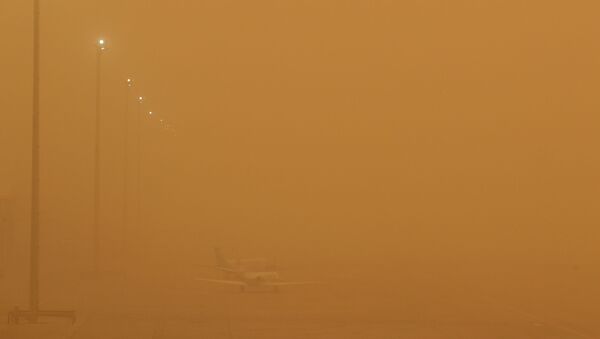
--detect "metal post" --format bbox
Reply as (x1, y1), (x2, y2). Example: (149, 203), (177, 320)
(136, 99), (142, 233)
(9, 0), (76, 323)
(123, 81), (132, 259)
(93, 46), (102, 275)
(29, 0), (40, 320)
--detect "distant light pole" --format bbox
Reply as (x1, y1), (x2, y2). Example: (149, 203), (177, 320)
(123, 78), (133, 257)
(136, 96), (143, 231)
(93, 38), (106, 275)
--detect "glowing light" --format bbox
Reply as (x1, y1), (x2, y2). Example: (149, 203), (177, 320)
(138, 96), (144, 102)
(126, 78), (133, 87)
(97, 39), (107, 51)
(148, 111), (153, 115)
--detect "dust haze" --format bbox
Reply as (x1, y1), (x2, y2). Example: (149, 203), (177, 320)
(1, 0), (599, 338)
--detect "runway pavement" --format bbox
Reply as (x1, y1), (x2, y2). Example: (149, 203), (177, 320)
(1, 268), (598, 339)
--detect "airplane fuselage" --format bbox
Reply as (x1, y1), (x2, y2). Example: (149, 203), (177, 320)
(197, 248), (315, 291)
(240, 271), (280, 285)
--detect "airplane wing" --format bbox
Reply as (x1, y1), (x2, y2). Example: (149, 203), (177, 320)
(195, 278), (247, 286)
(262, 281), (320, 287)
(215, 266), (241, 273)
(239, 258), (267, 263)
(198, 265), (242, 274)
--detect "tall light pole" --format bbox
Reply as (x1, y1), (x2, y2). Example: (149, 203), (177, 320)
(29, 0), (41, 318)
(123, 78), (133, 260)
(9, 0), (75, 323)
(93, 38), (106, 275)
(136, 96), (143, 233)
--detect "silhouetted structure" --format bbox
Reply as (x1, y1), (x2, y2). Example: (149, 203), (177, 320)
(9, 0), (75, 324)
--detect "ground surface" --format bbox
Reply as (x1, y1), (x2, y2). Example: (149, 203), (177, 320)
(1, 268), (598, 339)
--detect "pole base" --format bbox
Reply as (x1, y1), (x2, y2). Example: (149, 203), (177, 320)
(7, 307), (76, 324)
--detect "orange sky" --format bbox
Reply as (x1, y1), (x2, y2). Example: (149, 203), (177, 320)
(1, 0), (599, 280)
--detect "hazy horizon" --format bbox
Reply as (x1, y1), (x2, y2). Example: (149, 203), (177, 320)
(1, 1), (599, 337)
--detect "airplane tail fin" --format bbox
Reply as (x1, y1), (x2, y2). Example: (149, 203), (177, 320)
(214, 248), (233, 269)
